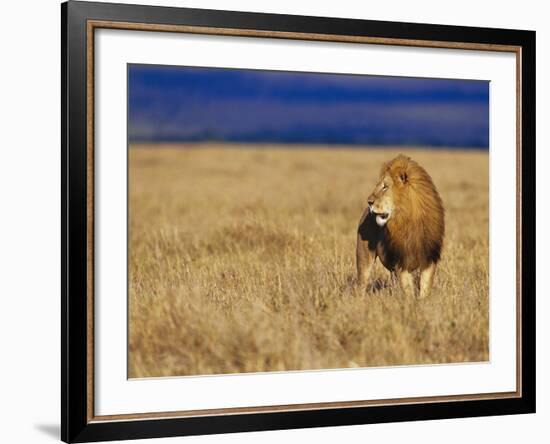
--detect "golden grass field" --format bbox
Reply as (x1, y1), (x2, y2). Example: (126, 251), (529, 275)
(128, 144), (489, 378)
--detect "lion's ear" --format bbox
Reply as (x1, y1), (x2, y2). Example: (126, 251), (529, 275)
(399, 170), (408, 184)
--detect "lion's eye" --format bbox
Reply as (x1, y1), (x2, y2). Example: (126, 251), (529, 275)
(382, 184), (388, 191)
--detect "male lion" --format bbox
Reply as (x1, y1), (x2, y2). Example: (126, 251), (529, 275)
(356, 155), (445, 298)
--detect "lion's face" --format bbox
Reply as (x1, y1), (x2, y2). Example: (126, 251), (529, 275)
(367, 173), (396, 227)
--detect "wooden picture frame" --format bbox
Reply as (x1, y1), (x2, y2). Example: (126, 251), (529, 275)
(62, 1), (536, 442)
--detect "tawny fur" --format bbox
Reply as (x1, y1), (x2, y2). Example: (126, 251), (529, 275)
(357, 155), (445, 296)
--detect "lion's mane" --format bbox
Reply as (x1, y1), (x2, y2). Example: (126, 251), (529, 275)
(380, 155), (445, 271)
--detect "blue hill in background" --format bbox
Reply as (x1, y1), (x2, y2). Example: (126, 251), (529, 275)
(128, 65), (489, 149)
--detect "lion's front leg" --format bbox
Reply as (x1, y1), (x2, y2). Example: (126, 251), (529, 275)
(419, 262), (437, 299)
(396, 269), (415, 298)
(356, 208), (376, 287)
(356, 233), (375, 286)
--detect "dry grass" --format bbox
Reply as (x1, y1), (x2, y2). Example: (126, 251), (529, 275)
(128, 144), (489, 378)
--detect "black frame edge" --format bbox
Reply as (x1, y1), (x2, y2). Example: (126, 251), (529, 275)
(61, 1), (68, 442)
(69, 0), (535, 43)
(520, 30), (536, 414)
(63, 1), (91, 442)
(74, 398), (534, 443)
(62, 1), (536, 442)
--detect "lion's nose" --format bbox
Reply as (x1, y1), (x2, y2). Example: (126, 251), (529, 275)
(367, 198), (374, 206)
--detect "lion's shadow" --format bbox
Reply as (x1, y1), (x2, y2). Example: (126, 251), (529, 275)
(367, 277), (393, 293)
(346, 274), (395, 295)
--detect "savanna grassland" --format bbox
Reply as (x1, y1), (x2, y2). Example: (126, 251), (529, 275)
(128, 144), (489, 378)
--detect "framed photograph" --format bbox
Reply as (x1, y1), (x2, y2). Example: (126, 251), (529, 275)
(61, 1), (536, 442)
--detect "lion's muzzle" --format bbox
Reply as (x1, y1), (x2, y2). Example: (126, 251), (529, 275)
(374, 211), (390, 226)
